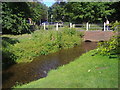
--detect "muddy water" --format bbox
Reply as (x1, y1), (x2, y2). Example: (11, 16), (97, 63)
(2, 42), (97, 88)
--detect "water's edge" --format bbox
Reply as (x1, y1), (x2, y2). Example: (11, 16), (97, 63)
(2, 42), (97, 88)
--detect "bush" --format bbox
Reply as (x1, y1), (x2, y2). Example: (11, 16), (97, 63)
(111, 21), (120, 31)
(96, 21), (120, 57)
(2, 28), (83, 63)
(96, 35), (119, 57)
(2, 38), (18, 68)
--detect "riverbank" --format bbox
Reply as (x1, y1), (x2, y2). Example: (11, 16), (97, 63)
(14, 49), (118, 88)
(2, 42), (97, 88)
(2, 28), (83, 65)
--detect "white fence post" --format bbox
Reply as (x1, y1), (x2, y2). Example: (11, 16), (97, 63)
(44, 23), (46, 30)
(86, 22), (89, 31)
(89, 24), (90, 29)
(104, 22), (106, 31)
(56, 23), (58, 31)
(73, 24), (75, 28)
(70, 23), (72, 28)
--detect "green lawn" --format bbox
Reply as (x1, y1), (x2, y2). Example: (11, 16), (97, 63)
(15, 50), (118, 88)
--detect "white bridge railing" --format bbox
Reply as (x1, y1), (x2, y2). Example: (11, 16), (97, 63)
(71, 22), (112, 31)
(41, 22), (113, 31)
(41, 23), (63, 31)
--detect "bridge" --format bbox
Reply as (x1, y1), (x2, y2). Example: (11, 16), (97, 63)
(82, 30), (117, 42)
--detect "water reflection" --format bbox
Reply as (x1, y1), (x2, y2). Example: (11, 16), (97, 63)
(2, 42), (97, 88)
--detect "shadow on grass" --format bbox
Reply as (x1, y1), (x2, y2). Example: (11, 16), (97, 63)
(2, 37), (19, 45)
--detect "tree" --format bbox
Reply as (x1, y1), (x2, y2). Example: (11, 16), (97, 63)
(110, 1), (120, 21)
(49, 2), (117, 23)
(2, 2), (48, 34)
(27, 2), (48, 23)
(2, 2), (30, 34)
(48, 2), (66, 22)
(64, 2), (115, 23)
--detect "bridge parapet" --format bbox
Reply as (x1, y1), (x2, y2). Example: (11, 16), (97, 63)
(83, 31), (117, 42)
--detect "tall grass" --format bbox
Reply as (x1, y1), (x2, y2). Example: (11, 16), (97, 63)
(2, 28), (83, 63)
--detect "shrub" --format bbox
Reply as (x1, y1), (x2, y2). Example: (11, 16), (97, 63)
(2, 38), (18, 68)
(2, 28), (83, 63)
(111, 21), (120, 31)
(96, 35), (119, 57)
(96, 21), (120, 57)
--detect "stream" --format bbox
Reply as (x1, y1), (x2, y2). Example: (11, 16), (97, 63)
(2, 42), (97, 88)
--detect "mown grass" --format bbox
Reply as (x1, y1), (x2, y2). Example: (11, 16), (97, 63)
(2, 28), (83, 63)
(14, 50), (118, 88)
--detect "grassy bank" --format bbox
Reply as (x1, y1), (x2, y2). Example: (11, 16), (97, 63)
(15, 50), (118, 88)
(2, 28), (83, 64)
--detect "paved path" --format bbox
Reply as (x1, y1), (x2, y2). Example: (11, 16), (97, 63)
(82, 30), (117, 42)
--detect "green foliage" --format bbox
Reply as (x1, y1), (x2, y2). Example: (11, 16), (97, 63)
(48, 2), (66, 22)
(110, 2), (120, 21)
(49, 2), (117, 23)
(96, 21), (120, 57)
(2, 3), (30, 34)
(96, 35), (119, 57)
(111, 21), (120, 31)
(2, 28), (83, 63)
(2, 37), (18, 68)
(2, 2), (48, 34)
(27, 2), (48, 22)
